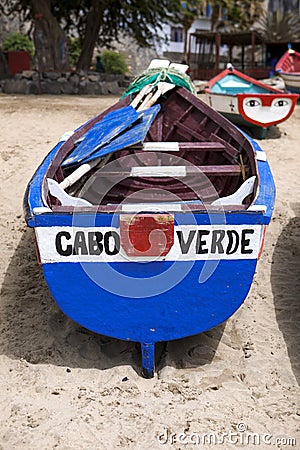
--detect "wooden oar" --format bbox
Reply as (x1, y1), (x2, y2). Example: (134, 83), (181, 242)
(48, 80), (174, 206)
(137, 82), (175, 111)
(62, 106), (140, 168)
(130, 84), (154, 109)
(47, 106), (160, 206)
(144, 82), (175, 109)
(61, 153), (112, 190)
(47, 152), (113, 206)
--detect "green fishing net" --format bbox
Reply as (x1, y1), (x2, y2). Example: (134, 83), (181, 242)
(121, 66), (197, 99)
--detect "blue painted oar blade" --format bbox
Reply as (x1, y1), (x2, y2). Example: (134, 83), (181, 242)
(81, 105), (161, 164)
(62, 106), (139, 167)
(73, 107), (134, 135)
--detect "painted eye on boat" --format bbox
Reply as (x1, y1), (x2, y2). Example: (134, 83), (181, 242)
(273, 99), (288, 107)
(245, 99), (261, 107)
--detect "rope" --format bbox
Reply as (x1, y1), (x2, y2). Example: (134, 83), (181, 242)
(121, 66), (197, 99)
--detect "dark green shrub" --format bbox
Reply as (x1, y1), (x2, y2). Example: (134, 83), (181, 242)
(3, 32), (34, 56)
(69, 37), (81, 68)
(100, 50), (128, 74)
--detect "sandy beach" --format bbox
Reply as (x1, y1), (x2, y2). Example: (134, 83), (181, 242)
(0, 93), (299, 449)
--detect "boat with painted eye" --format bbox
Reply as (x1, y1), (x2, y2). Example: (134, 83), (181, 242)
(24, 61), (276, 378)
(275, 48), (300, 94)
(205, 64), (298, 139)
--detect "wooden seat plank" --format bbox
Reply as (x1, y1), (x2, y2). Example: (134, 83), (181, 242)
(95, 164), (242, 177)
(130, 141), (225, 152)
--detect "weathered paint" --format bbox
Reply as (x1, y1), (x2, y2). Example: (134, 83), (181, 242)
(41, 258), (258, 342)
(275, 49), (300, 94)
(35, 224), (264, 263)
(62, 106), (141, 167)
(23, 96), (276, 377)
(141, 343), (155, 378)
(205, 67), (298, 135)
(76, 105), (160, 166)
(238, 94), (296, 127)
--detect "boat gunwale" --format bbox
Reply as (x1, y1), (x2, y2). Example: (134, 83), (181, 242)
(25, 145), (274, 227)
(40, 86), (260, 213)
(204, 67), (286, 94)
(275, 49), (300, 75)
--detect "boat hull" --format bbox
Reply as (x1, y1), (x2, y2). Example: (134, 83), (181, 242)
(34, 214), (266, 344)
(205, 67), (298, 137)
(42, 258), (258, 343)
(275, 49), (300, 94)
(24, 82), (276, 376)
(205, 92), (268, 138)
(278, 73), (300, 94)
(27, 141), (275, 376)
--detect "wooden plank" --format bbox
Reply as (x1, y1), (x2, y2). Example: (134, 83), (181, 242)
(186, 165), (241, 175)
(172, 121), (207, 142)
(95, 164), (242, 177)
(179, 142), (225, 150)
(51, 203), (248, 213)
(210, 133), (240, 159)
(131, 166), (186, 177)
(130, 141), (225, 152)
(197, 116), (208, 133)
(173, 105), (194, 125)
(150, 113), (164, 142)
(175, 88), (247, 144)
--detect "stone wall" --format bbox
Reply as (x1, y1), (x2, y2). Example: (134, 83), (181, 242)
(0, 70), (130, 95)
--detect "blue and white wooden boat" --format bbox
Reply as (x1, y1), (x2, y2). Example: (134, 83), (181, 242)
(275, 48), (300, 94)
(24, 62), (276, 377)
(205, 64), (298, 139)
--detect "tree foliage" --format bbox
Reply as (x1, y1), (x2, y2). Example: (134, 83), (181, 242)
(255, 10), (300, 42)
(0, 0), (182, 70)
(209, 0), (265, 31)
(0, 0), (273, 72)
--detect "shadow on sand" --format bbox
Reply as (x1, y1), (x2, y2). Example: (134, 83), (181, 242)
(271, 204), (300, 384)
(241, 124), (282, 140)
(0, 228), (225, 377)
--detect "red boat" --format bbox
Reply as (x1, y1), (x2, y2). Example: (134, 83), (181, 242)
(205, 64), (298, 138)
(275, 48), (300, 94)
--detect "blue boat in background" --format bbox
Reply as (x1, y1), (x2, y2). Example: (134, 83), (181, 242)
(24, 61), (276, 377)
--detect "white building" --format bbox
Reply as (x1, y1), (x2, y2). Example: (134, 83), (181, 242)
(156, 16), (211, 59)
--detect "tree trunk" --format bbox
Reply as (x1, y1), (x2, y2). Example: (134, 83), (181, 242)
(183, 26), (190, 61)
(31, 0), (69, 71)
(210, 1), (222, 31)
(76, 0), (104, 71)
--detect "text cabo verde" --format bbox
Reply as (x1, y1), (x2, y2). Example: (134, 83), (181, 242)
(56, 229), (255, 256)
(56, 230), (120, 256)
(35, 225), (263, 263)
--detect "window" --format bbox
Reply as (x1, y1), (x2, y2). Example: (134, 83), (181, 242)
(171, 26), (184, 42)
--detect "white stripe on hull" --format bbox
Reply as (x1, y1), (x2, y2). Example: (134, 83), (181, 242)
(279, 73), (300, 89)
(35, 225), (263, 264)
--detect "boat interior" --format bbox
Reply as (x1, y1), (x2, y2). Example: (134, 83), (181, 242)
(280, 52), (300, 73)
(209, 74), (269, 95)
(45, 87), (258, 213)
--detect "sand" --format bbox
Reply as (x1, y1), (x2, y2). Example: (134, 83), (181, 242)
(0, 93), (299, 449)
